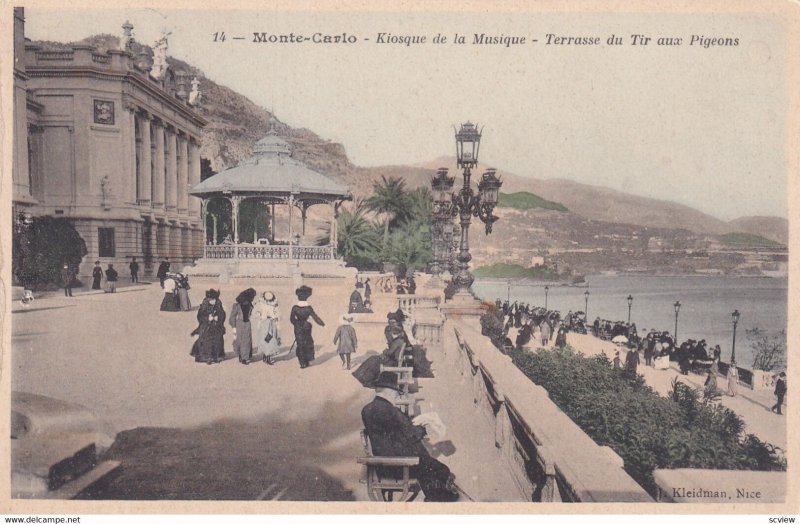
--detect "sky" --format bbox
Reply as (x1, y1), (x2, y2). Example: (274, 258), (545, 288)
(23, 6), (789, 221)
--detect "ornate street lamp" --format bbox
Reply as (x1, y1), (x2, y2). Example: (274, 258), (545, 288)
(627, 294), (634, 324)
(584, 290), (590, 319)
(430, 167), (455, 278)
(731, 309), (740, 366)
(674, 301), (681, 341)
(446, 122), (503, 297)
(544, 285), (549, 310)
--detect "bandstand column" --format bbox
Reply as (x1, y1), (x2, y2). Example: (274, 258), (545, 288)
(231, 195), (241, 244)
(331, 201), (339, 258)
(288, 195), (295, 258)
(271, 202), (276, 243)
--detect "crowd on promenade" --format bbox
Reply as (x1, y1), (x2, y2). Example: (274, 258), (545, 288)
(483, 297), (788, 416)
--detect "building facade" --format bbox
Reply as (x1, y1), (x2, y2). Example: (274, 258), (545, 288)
(12, 8), (206, 278)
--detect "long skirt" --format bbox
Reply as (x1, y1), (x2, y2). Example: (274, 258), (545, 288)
(160, 292), (179, 311)
(92, 277), (102, 290)
(177, 288), (191, 311)
(191, 323), (225, 363)
(255, 318), (281, 357)
(232, 320), (253, 362)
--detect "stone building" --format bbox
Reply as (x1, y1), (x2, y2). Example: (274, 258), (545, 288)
(12, 8), (206, 278)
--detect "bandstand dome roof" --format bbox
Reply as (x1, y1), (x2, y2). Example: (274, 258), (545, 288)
(190, 134), (350, 199)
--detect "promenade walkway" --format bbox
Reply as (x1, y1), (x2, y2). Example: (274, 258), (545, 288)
(565, 333), (787, 452)
(10, 281), (522, 502)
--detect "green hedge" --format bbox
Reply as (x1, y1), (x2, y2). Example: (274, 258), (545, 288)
(509, 345), (785, 495)
(497, 191), (568, 212)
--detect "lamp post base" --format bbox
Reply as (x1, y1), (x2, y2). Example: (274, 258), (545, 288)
(441, 292), (484, 320)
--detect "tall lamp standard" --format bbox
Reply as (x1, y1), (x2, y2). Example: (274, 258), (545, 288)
(430, 167), (455, 280)
(730, 309), (740, 366)
(447, 122), (503, 297)
(673, 301), (681, 341)
(627, 294), (634, 324)
(544, 285), (549, 310)
(584, 290), (590, 319)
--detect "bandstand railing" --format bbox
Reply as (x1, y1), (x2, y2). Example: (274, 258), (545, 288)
(204, 244), (335, 260)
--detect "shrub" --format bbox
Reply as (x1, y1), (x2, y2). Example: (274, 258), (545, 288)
(509, 345), (785, 496)
(13, 217), (88, 290)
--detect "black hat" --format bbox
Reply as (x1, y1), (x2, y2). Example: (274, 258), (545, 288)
(205, 289), (220, 299)
(374, 371), (401, 391)
(295, 285), (313, 300)
(394, 308), (406, 323)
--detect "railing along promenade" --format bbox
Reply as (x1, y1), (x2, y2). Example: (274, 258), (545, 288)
(204, 244), (335, 261)
(447, 320), (653, 502)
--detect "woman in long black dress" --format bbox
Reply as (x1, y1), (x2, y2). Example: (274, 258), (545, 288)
(290, 285), (325, 369)
(191, 289), (226, 364)
(91, 261), (103, 290)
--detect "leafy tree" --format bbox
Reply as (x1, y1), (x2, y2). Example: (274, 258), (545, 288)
(747, 327), (786, 372)
(13, 216), (88, 290)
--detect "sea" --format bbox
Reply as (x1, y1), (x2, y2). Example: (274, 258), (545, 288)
(472, 275), (788, 369)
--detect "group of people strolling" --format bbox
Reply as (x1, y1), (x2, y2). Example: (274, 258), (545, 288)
(188, 285), (326, 368)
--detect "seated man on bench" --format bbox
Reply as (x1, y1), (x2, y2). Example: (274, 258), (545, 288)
(361, 372), (459, 502)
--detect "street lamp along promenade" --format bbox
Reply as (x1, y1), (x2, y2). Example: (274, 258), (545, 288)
(438, 122), (503, 297)
(730, 309), (740, 366)
(627, 294), (633, 324)
(584, 290), (590, 320)
(430, 167), (456, 279)
(673, 301), (681, 341)
(544, 285), (549, 310)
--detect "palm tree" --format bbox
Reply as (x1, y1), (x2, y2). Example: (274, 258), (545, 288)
(365, 176), (410, 248)
(336, 202), (381, 267)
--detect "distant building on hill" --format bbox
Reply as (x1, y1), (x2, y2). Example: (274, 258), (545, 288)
(12, 8), (206, 278)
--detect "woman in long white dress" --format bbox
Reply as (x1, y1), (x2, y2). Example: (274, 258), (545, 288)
(252, 291), (281, 364)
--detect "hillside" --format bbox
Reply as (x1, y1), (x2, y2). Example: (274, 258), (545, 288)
(727, 216), (788, 245)
(41, 33), (787, 255)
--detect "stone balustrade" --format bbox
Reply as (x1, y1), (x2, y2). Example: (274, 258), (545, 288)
(203, 244), (334, 261)
(448, 319), (653, 502)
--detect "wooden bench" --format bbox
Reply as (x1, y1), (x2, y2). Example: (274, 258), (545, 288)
(357, 430), (421, 502)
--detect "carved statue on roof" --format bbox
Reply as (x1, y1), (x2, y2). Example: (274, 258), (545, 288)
(120, 20), (134, 52)
(189, 77), (202, 106)
(151, 30), (171, 80)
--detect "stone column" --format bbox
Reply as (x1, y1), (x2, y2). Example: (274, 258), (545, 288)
(189, 139), (202, 218)
(177, 134), (189, 215)
(138, 113), (152, 206)
(152, 120), (165, 210)
(166, 128), (178, 213)
(123, 103), (137, 203)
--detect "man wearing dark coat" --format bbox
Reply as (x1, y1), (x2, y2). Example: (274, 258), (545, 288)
(625, 348), (640, 374)
(771, 372), (787, 415)
(156, 259), (170, 288)
(361, 372), (459, 502)
(61, 263), (75, 297)
(129, 257), (139, 283)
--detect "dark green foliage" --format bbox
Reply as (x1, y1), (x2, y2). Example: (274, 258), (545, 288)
(497, 191), (568, 212)
(509, 346), (785, 496)
(13, 216), (88, 290)
(719, 232), (783, 249)
(339, 179), (432, 271)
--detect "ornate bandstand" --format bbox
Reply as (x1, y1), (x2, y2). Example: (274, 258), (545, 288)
(186, 133), (355, 279)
